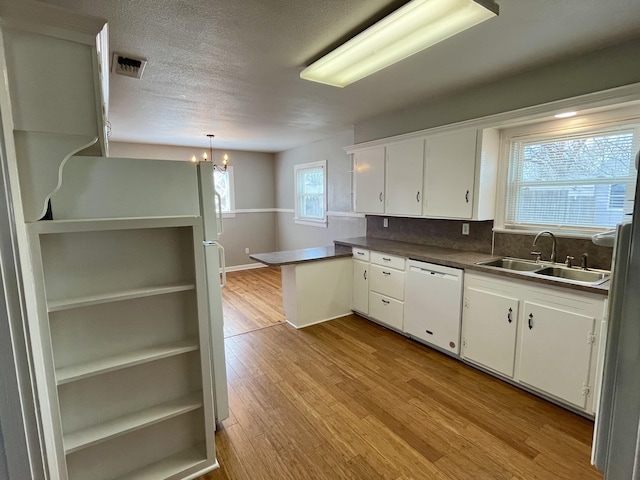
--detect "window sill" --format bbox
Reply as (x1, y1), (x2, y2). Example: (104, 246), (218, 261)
(222, 212), (236, 219)
(492, 226), (607, 240)
(294, 218), (327, 228)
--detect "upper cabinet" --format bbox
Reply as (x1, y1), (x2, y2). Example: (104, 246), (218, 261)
(348, 128), (499, 220)
(385, 139), (424, 216)
(0, 0), (110, 221)
(424, 129), (499, 220)
(353, 147), (385, 214)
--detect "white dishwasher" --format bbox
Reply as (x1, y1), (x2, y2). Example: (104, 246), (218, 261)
(404, 260), (463, 356)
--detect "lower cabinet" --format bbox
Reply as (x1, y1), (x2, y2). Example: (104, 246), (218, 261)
(463, 287), (519, 377)
(352, 259), (369, 315)
(518, 302), (596, 409)
(369, 292), (404, 330)
(462, 272), (606, 414)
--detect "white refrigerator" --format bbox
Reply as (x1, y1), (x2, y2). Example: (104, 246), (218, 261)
(197, 161), (229, 423)
(592, 206), (640, 475)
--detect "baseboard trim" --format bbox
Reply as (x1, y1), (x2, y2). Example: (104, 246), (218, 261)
(224, 263), (268, 272)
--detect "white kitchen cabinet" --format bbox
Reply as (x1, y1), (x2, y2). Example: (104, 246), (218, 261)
(462, 287), (519, 377)
(423, 129), (499, 220)
(518, 302), (596, 409)
(26, 217), (218, 480)
(462, 271), (606, 414)
(0, 1), (110, 222)
(369, 292), (404, 331)
(354, 147), (385, 214)
(385, 139), (424, 216)
(370, 265), (405, 301)
(352, 259), (369, 315)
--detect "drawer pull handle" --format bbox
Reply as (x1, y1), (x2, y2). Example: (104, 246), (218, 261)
(425, 330), (433, 335)
(382, 271), (391, 276)
(416, 191), (420, 202)
(381, 299), (390, 305)
(528, 313), (533, 330)
(382, 257), (391, 262)
(363, 270), (367, 280)
(465, 190), (470, 203)
(357, 251), (364, 256)
(507, 307), (512, 324)
(379, 192), (383, 202)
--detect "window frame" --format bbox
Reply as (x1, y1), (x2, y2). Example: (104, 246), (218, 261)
(214, 165), (236, 219)
(495, 110), (640, 238)
(294, 160), (327, 228)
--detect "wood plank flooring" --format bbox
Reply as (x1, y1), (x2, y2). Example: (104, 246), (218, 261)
(221, 267), (286, 338)
(200, 312), (602, 480)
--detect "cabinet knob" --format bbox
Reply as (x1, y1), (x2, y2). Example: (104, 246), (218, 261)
(507, 307), (512, 323)
(528, 312), (533, 330)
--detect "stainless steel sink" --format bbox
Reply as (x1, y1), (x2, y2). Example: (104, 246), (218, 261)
(476, 257), (610, 286)
(535, 267), (610, 285)
(476, 258), (542, 272)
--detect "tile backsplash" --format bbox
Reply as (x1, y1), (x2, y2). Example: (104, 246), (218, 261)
(366, 216), (614, 270)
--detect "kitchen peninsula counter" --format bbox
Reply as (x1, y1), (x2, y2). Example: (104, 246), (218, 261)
(250, 245), (353, 328)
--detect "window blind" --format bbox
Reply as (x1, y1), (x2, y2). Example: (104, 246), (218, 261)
(505, 125), (639, 231)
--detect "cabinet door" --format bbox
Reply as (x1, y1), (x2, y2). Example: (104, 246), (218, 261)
(354, 147), (385, 214)
(385, 139), (424, 215)
(518, 302), (595, 409)
(462, 288), (519, 377)
(352, 260), (369, 314)
(424, 130), (477, 219)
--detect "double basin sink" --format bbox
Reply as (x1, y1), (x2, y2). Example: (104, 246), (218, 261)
(476, 258), (610, 286)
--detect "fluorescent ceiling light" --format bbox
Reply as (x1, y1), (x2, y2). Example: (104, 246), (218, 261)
(554, 111), (578, 118)
(300, 0), (499, 88)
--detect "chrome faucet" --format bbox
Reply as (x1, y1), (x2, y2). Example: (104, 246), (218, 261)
(532, 230), (557, 263)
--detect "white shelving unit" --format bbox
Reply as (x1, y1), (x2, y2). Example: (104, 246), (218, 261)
(26, 216), (218, 480)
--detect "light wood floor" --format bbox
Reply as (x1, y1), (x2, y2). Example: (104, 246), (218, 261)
(221, 267), (286, 338)
(201, 294), (602, 479)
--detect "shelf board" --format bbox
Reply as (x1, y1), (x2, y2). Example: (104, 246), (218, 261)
(56, 338), (199, 385)
(26, 216), (200, 234)
(64, 393), (203, 454)
(48, 283), (195, 312)
(117, 444), (212, 480)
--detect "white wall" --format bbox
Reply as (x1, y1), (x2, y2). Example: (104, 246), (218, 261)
(355, 37), (640, 143)
(274, 130), (366, 250)
(109, 142), (277, 267)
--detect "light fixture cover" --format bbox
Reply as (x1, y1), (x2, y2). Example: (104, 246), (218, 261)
(300, 0), (498, 88)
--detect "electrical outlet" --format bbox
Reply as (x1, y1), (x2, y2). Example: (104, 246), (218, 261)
(245, 247), (250, 254)
(383, 218), (389, 228)
(462, 223), (470, 235)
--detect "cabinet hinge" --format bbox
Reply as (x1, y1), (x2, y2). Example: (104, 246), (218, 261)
(462, 338), (467, 349)
(582, 384), (591, 397)
(464, 298), (469, 309)
(587, 333), (596, 345)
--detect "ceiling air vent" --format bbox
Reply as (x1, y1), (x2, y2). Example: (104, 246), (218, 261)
(112, 53), (147, 79)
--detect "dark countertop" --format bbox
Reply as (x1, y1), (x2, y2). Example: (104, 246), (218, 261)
(250, 245), (352, 267)
(335, 236), (609, 296)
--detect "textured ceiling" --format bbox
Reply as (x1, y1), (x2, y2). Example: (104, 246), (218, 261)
(37, 0), (640, 152)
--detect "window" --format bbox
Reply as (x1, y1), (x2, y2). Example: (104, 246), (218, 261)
(294, 161), (327, 227)
(214, 166), (235, 217)
(504, 125), (639, 233)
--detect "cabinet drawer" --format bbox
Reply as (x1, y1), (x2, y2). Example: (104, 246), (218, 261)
(371, 252), (405, 270)
(352, 248), (370, 261)
(370, 265), (405, 300)
(369, 292), (404, 331)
